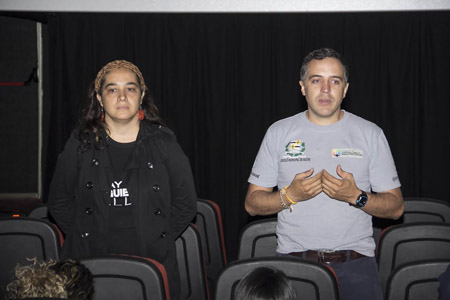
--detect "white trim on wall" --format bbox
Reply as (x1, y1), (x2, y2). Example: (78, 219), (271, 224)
(1, 0), (450, 13)
(37, 22), (43, 200)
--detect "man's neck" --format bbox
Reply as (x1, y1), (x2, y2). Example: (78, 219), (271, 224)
(306, 110), (343, 126)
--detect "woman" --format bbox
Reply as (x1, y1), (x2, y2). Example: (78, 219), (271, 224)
(48, 60), (197, 299)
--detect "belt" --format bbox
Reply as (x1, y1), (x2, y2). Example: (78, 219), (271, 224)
(288, 250), (366, 264)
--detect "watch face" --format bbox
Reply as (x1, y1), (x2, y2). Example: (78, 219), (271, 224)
(356, 193), (368, 207)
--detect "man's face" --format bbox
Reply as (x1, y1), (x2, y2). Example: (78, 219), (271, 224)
(299, 57), (349, 124)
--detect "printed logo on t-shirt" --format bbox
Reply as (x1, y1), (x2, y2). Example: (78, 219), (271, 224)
(280, 140), (311, 162)
(332, 149), (363, 158)
(109, 181), (132, 207)
(250, 171), (260, 178)
(284, 140), (306, 157)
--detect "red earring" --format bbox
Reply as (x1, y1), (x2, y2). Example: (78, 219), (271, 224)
(100, 107), (105, 122)
(138, 105), (144, 120)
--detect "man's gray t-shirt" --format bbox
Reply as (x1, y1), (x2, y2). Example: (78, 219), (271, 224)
(248, 111), (401, 256)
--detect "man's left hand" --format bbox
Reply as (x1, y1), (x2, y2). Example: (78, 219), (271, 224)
(321, 165), (360, 204)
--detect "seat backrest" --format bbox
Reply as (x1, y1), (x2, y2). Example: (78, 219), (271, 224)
(373, 198), (450, 243)
(28, 204), (51, 220)
(195, 199), (227, 291)
(176, 224), (209, 300)
(81, 255), (170, 300)
(0, 217), (60, 298)
(237, 218), (277, 260)
(386, 259), (450, 300)
(402, 198), (450, 223)
(214, 257), (340, 300)
(377, 222), (450, 294)
(27, 204), (64, 247)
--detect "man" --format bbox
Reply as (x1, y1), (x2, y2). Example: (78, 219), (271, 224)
(245, 48), (404, 300)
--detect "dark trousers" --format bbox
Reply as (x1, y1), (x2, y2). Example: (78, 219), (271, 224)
(277, 252), (383, 300)
(439, 264), (450, 300)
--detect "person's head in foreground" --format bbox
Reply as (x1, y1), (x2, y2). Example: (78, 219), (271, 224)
(6, 258), (94, 300)
(234, 266), (296, 300)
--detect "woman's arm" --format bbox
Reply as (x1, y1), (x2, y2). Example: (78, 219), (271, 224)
(163, 134), (197, 239)
(47, 135), (80, 234)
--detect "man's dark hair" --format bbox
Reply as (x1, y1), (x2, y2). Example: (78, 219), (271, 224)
(234, 267), (296, 300)
(300, 48), (349, 82)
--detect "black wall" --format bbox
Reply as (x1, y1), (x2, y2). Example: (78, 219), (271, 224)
(1, 11), (450, 259)
(0, 16), (39, 195)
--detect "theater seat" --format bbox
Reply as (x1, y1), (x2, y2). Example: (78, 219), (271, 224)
(176, 224), (209, 300)
(377, 222), (450, 294)
(28, 204), (51, 220)
(194, 199), (227, 291)
(373, 197), (450, 244)
(0, 217), (61, 299)
(385, 259), (450, 300)
(81, 255), (170, 300)
(237, 218), (277, 260)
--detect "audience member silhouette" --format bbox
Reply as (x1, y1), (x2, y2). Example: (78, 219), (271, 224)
(6, 258), (94, 300)
(234, 266), (296, 300)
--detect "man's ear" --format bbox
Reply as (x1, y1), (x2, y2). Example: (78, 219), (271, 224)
(299, 80), (306, 96)
(343, 82), (350, 98)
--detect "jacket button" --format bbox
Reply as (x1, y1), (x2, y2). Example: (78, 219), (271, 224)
(147, 162), (154, 169)
(86, 182), (93, 189)
(91, 158), (99, 166)
(160, 232), (166, 238)
(153, 185), (160, 192)
(154, 209), (161, 215)
(85, 208), (93, 215)
(81, 232), (90, 239)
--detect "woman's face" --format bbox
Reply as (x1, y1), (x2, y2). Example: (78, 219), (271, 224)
(96, 68), (144, 124)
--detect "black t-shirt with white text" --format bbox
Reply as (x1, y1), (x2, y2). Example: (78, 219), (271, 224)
(106, 138), (138, 254)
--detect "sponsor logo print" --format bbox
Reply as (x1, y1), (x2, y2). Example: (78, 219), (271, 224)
(332, 149), (363, 158)
(251, 172), (260, 178)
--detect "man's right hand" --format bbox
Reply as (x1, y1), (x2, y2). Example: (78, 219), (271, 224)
(245, 169), (323, 216)
(286, 168), (323, 203)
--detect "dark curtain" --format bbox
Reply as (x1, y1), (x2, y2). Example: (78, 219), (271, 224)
(43, 12), (450, 260)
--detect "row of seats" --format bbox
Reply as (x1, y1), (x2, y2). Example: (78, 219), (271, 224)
(0, 199), (225, 300)
(2, 197), (450, 299)
(0, 215), (339, 300)
(215, 257), (450, 300)
(215, 256), (339, 300)
(238, 220), (450, 299)
(372, 197), (450, 242)
(236, 197), (450, 299)
(237, 197), (450, 261)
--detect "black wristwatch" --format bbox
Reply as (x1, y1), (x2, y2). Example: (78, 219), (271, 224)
(354, 190), (368, 208)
